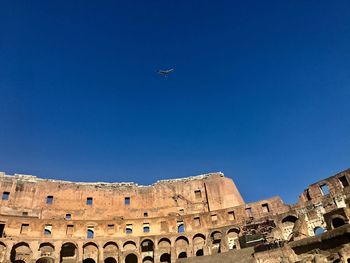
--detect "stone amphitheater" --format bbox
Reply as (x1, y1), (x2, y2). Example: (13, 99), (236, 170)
(0, 169), (349, 263)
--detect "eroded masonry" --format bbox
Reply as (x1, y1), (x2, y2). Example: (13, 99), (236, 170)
(0, 169), (349, 263)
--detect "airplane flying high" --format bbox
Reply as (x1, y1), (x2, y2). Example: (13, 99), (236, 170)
(157, 68), (174, 77)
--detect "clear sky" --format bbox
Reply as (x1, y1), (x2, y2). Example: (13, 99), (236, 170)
(1, 1), (349, 204)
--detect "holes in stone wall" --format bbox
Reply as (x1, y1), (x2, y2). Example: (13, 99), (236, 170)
(143, 223), (150, 233)
(2, 192), (9, 201)
(65, 214), (71, 220)
(332, 217), (345, 228)
(46, 196), (53, 204)
(339, 175), (349, 188)
(177, 221), (185, 233)
(87, 228), (94, 239)
(66, 225), (74, 236)
(126, 224), (133, 234)
(262, 203), (270, 213)
(144, 212), (148, 217)
(107, 224), (115, 234)
(125, 197), (130, 205)
(314, 226), (325, 235)
(44, 225), (52, 235)
(194, 217), (201, 226)
(20, 224), (29, 234)
(320, 184), (330, 195)
(228, 211), (235, 220)
(194, 190), (202, 199)
(86, 197), (93, 206)
(246, 207), (253, 217)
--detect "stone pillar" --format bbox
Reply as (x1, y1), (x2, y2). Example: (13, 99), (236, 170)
(98, 241), (104, 263)
(77, 241), (84, 262)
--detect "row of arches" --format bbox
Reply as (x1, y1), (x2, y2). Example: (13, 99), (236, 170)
(5, 227), (241, 263)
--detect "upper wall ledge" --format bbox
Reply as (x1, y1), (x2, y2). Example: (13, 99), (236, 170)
(0, 171), (224, 188)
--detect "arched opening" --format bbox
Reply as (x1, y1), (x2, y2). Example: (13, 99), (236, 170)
(11, 243), (32, 263)
(281, 215), (298, 223)
(196, 249), (204, 256)
(175, 236), (189, 260)
(142, 256), (154, 263)
(83, 243), (98, 263)
(177, 224), (185, 233)
(36, 258), (55, 263)
(227, 228), (239, 250)
(12, 261), (25, 263)
(39, 243), (54, 257)
(83, 259), (96, 263)
(178, 252), (187, 259)
(36, 257), (54, 263)
(125, 253), (137, 263)
(281, 215), (298, 240)
(123, 241), (137, 251)
(141, 239), (154, 252)
(193, 233), (205, 256)
(210, 231), (222, 254)
(160, 253), (171, 263)
(60, 242), (77, 261)
(104, 258), (117, 263)
(314, 227), (325, 236)
(332, 217), (345, 228)
(104, 242), (119, 260)
(141, 240), (154, 262)
(87, 229), (94, 239)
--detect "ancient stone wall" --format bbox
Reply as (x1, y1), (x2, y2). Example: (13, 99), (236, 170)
(0, 169), (349, 263)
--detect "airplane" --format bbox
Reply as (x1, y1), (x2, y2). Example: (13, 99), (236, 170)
(157, 68), (174, 77)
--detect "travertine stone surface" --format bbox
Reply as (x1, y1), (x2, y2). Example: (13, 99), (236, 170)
(0, 169), (349, 263)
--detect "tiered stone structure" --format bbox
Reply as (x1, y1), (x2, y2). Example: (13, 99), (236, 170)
(0, 169), (349, 263)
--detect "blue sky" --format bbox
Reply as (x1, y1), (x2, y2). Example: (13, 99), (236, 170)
(0, 1), (349, 203)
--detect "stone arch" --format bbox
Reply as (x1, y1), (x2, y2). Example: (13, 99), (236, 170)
(193, 233), (206, 256)
(36, 258), (54, 263)
(83, 242), (98, 262)
(227, 228), (240, 250)
(178, 252), (187, 259)
(314, 226), (325, 236)
(10, 242), (32, 263)
(158, 238), (171, 261)
(175, 236), (189, 258)
(60, 242), (78, 262)
(125, 253), (137, 263)
(140, 239), (154, 262)
(103, 242), (119, 261)
(123, 241), (137, 251)
(281, 215), (298, 240)
(39, 243), (54, 258)
(332, 217), (346, 229)
(160, 253), (171, 263)
(104, 258), (117, 263)
(210, 231), (222, 254)
(0, 242), (7, 262)
(142, 256), (154, 263)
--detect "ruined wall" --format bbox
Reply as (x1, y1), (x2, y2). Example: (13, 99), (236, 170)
(0, 169), (349, 263)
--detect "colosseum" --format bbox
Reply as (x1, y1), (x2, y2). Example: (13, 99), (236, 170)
(0, 169), (349, 263)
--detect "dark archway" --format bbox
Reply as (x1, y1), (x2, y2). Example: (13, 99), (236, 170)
(60, 242), (77, 262)
(10, 242), (32, 263)
(178, 252), (187, 259)
(332, 217), (345, 228)
(83, 259), (96, 263)
(160, 253), (171, 263)
(125, 253), (137, 263)
(104, 258), (117, 263)
(281, 215), (298, 223)
(36, 258), (54, 263)
(12, 261), (25, 263)
(196, 249), (204, 256)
